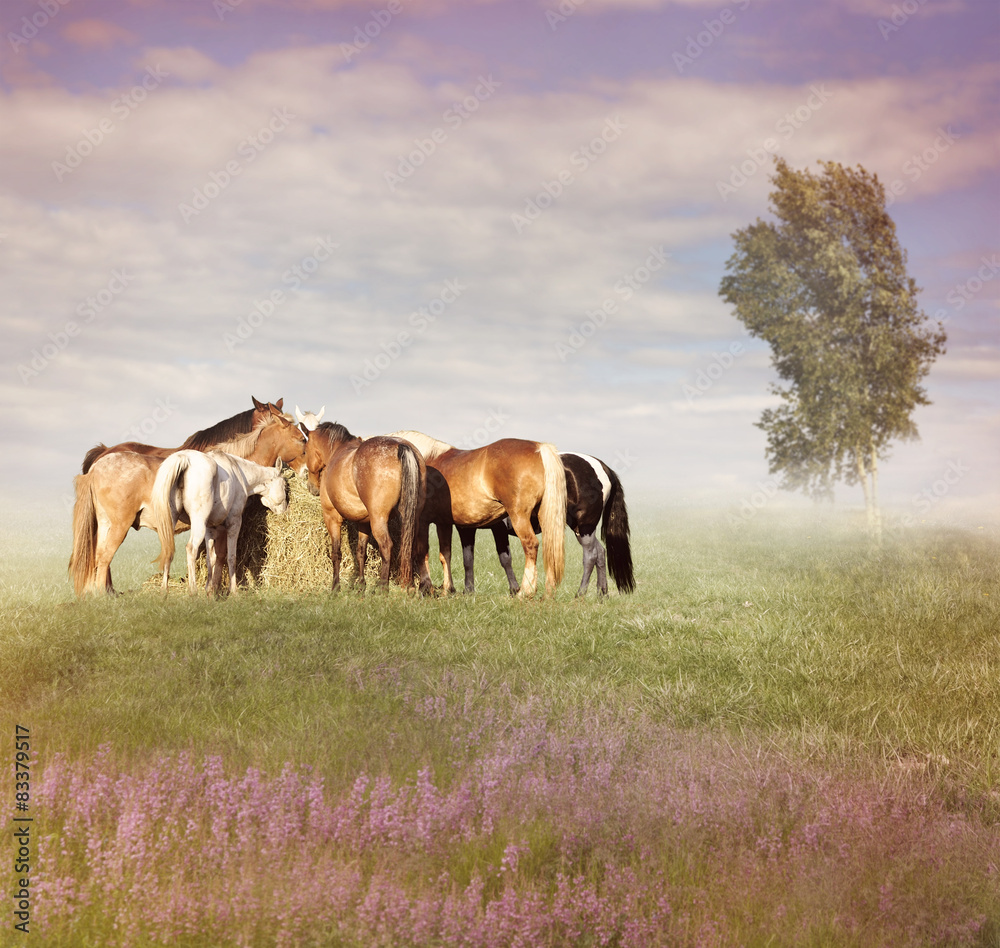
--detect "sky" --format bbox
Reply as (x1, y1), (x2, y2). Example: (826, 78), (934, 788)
(1, 0), (998, 524)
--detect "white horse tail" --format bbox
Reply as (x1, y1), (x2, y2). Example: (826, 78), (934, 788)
(68, 472), (97, 596)
(538, 442), (567, 590)
(151, 452), (191, 575)
(395, 442), (424, 589)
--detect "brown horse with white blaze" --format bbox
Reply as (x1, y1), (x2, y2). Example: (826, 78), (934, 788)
(305, 422), (426, 593)
(391, 431), (567, 598)
(69, 407), (307, 596)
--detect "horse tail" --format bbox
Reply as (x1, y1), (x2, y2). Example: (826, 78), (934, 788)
(81, 444), (107, 474)
(601, 466), (635, 594)
(68, 473), (97, 596)
(395, 442), (424, 589)
(151, 452), (189, 575)
(538, 442), (567, 590)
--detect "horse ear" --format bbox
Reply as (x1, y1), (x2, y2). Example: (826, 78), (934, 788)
(295, 405), (305, 424)
(317, 405), (326, 422)
(275, 458), (283, 472)
(299, 423), (310, 437)
(252, 396), (265, 410)
(274, 398), (284, 410)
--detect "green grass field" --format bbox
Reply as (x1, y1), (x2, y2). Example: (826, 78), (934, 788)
(1, 506), (998, 946)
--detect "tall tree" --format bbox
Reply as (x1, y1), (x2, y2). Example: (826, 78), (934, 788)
(719, 158), (946, 540)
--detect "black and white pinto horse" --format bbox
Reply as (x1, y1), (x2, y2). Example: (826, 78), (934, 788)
(455, 452), (635, 597)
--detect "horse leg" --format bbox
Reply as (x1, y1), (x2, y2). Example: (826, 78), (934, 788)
(355, 530), (370, 591)
(203, 530), (216, 595)
(225, 516), (243, 596)
(186, 521), (208, 596)
(437, 524), (455, 595)
(414, 524), (433, 597)
(369, 516), (393, 592)
(593, 533), (609, 596)
(95, 517), (130, 596)
(575, 531), (598, 597)
(323, 508), (344, 593)
(414, 517), (433, 596)
(507, 511), (540, 599)
(490, 521), (520, 596)
(457, 526), (477, 594)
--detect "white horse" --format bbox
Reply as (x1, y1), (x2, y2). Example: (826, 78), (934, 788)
(294, 405), (325, 431)
(150, 451), (288, 595)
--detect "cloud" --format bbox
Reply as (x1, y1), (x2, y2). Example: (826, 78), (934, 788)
(1, 25), (996, 504)
(61, 18), (140, 50)
(834, 0), (965, 17)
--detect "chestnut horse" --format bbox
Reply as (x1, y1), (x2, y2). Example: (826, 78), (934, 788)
(484, 452), (634, 597)
(80, 396), (286, 473)
(391, 431), (567, 598)
(305, 422), (425, 593)
(69, 409), (307, 596)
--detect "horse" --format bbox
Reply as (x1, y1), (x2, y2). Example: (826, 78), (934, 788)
(80, 396), (285, 473)
(151, 452), (288, 595)
(488, 453), (634, 597)
(390, 431), (566, 599)
(69, 409), (307, 596)
(305, 422), (425, 593)
(294, 405), (326, 431)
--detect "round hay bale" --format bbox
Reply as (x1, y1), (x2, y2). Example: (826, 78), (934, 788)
(178, 471), (404, 593)
(250, 471), (399, 591)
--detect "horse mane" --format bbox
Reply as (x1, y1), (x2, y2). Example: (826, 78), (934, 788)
(180, 408), (257, 450)
(206, 424), (265, 460)
(314, 421), (358, 445)
(391, 430), (454, 460)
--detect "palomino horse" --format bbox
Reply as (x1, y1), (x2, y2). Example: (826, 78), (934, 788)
(391, 431), (567, 598)
(80, 396), (285, 473)
(152, 452), (288, 596)
(487, 453), (634, 597)
(305, 422), (425, 593)
(69, 410), (307, 596)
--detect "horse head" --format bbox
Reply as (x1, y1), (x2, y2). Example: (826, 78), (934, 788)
(261, 462), (289, 516)
(295, 405), (326, 431)
(252, 396), (286, 425)
(304, 421), (357, 496)
(269, 413), (308, 474)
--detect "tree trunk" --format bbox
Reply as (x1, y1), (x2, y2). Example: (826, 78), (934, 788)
(856, 450), (874, 538)
(869, 444), (882, 545)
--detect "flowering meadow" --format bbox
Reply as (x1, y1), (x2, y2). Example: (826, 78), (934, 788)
(2, 509), (998, 946)
(25, 689), (999, 947)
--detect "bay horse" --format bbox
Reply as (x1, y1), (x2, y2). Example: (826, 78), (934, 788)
(489, 453), (634, 596)
(69, 410), (307, 596)
(305, 422), (425, 593)
(391, 431), (567, 599)
(80, 396), (286, 473)
(151, 452), (288, 596)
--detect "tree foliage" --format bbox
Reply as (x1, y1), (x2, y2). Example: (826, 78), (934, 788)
(719, 159), (946, 533)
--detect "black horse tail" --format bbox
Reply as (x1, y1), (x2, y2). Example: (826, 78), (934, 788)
(601, 467), (635, 593)
(81, 443), (108, 474)
(396, 442), (425, 590)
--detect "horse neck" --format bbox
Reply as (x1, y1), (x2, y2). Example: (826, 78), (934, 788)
(230, 455), (273, 491)
(241, 420), (302, 467)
